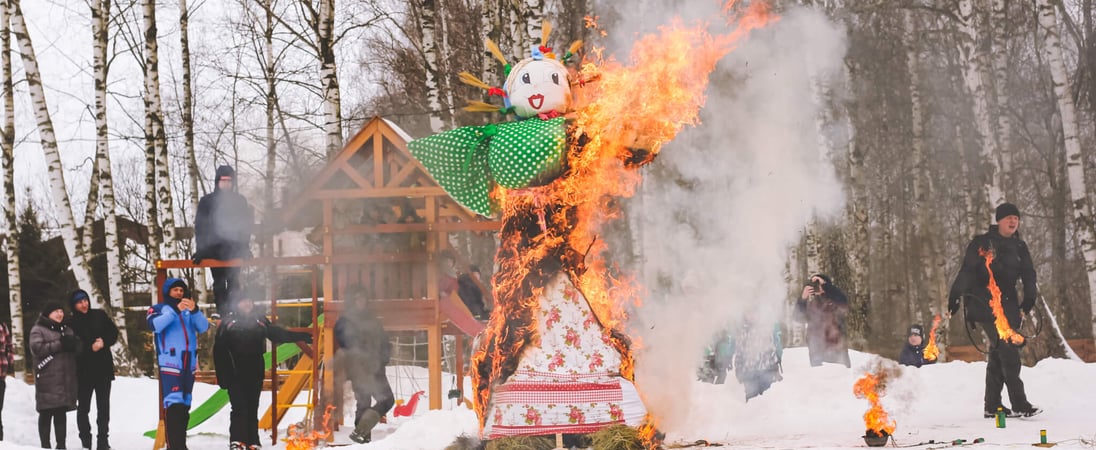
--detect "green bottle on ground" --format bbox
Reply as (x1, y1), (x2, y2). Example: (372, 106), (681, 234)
(995, 407), (1006, 428)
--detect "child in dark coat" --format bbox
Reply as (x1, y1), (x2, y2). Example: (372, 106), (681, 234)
(731, 317), (783, 401)
(898, 324), (937, 368)
(214, 287), (311, 450)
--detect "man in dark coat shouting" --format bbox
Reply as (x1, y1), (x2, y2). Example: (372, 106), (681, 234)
(948, 202), (1040, 419)
(194, 165), (254, 316)
(69, 289), (119, 450)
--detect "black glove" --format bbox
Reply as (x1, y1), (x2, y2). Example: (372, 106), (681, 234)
(947, 297), (959, 316)
(60, 334), (79, 352)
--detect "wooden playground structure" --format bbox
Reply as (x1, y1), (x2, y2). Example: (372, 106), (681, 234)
(150, 117), (498, 448)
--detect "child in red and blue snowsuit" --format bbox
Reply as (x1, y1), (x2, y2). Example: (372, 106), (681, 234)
(148, 278), (209, 450)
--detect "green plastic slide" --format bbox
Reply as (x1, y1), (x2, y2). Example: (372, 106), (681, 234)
(143, 339), (310, 438)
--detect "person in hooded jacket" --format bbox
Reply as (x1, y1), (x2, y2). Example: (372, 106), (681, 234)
(898, 324), (937, 368)
(0, 319), (13, 441)
(731, 316), (784, 401)
(948, 202), (1040, 419)
(148, 278), (210, 450)
(30, 302), (80, 449)
(68, 289), (119, 450)
(214, 286), (312, 450)
(334, 286), (394, 444)
(794, 273), (851, 368)
(194, 165), (254, 316)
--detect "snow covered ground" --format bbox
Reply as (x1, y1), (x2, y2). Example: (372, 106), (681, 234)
(0, 348), (1093, 449)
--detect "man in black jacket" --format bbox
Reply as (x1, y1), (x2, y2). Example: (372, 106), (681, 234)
(68, 289), (119, 450)
(194, 165), (254, 316)
(948, 202), (1040, 419)
(214, 286), (311, 450)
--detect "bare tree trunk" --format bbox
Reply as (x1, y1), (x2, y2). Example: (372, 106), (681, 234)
(0, 0), (22, 374)
(318, 0), (343, 157)
(144, 0), (179, 261)
(82, 155), (99, 254)
(844, 65), (869, 343)
(990, 0), (1014, 198)
(180, 0), (199, 220)
(9, 0), (103, 307)
(91, 0), (137, 374)
(420, 0), (449, 132)
(1036, 0), (1096, 343)
(958, 0), (1005, 208)
(262, 0), (276, 257)
(481, 0), (502, 88)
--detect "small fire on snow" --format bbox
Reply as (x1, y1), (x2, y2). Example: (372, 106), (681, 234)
(283, 404), (336, 450)
(853, 370), (896, 443)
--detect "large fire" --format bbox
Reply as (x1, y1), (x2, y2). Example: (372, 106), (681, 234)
(469, 0), (777, 446)
(922, 314), (941, 361)
(282, 405), (335, 450)
(978, 248), (1025, 346)
(853, 372), (896, 436)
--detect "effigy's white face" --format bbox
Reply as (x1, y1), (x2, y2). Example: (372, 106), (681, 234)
(506, 59), (571, 118)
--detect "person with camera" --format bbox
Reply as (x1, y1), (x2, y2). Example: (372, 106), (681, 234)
(30, 302), (81, 449)
(794, 274), (851, 367)
(148, 278), (210, 450)
(947, 202), (1040, 419)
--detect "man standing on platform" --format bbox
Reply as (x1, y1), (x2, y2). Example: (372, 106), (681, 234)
(194, 165), (254, 317)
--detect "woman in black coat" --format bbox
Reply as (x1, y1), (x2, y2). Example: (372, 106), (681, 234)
(30, 302), (80, 449)
(213, 287), (310, 450)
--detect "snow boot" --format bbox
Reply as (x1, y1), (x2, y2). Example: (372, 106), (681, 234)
(229, 442), (247, 450)
(983, 406), (1012, 418)
(350, 409), (382, 443)
(1015, 406), (1043, 418)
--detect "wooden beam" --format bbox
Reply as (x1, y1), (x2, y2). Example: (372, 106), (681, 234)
(330, 221), (501, 235)
(309, 187), (448, 199)
(280, 118), (381, 220)
(339, 161), (374, 190)
(373, 123), (385, 188)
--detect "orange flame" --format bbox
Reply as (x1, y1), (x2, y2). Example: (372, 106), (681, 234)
(922, 314), (941, 361)
(853, 372), (896, 436)
(282, 405), (335, 450)
(637, 415), (663, 449)
(470, 0), (778, 428)
(977, 248), (1025, 346)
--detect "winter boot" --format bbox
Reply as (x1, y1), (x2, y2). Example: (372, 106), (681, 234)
(165, 404), (191, 450)
(229, 442), (247, 450)
(350, 409), (381, 444)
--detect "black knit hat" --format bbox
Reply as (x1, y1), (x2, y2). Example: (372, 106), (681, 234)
(908, 324), (924, 338)
(41, 301), (65, 317)
(995, 202), (1020, 222)
(215, 165), (236, 179)
(69, 289), (90, 307)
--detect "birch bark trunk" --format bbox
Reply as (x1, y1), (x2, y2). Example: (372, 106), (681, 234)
(1035, 0), (1096, 343)
(317, 0), (343, 157)
(9, 0), (102, 308)
(144, 0), (179, 261)
(0, 0), (22, 373)
(958, 0), (1005, 208)
(92, 0), (137, 374)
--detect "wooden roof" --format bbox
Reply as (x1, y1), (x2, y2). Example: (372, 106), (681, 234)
(279, 116), (489, 227)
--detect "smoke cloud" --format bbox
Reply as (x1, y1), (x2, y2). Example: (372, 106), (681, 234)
(617, 5), (849, 431)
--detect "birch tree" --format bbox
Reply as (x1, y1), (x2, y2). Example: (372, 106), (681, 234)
(1035, 0), (1096, 343)
(92, 0), (137, 374)
(317, 0), (343, 156)
(144, 0), (180, 261)
(419, 0), (449, 132)
(989, 0), (1014, 197)
(8, 0), (104, 309)
(957, 0), (1004, 209)
(0, 0), (22, 373)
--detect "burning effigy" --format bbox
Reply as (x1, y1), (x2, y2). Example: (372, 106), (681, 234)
(408, 1), (775, 444)
(853, 367), (898, 447)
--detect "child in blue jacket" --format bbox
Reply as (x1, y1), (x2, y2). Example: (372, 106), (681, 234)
(147, 278), (209, 450)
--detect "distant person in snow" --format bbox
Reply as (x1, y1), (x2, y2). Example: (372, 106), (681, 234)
(697, 329), (733, 385)
(30, 302), (80, 449)
(897, 324), (936, 368)
(794, 273), (851, 368)
(214, 286), (312, 450)
(194, 165), (254, 316)
(334, 286), (394, 444)
(947, 202), (1040, 419)
(731, 316), (783, 401)
(148, 278), (210, 450)
(0, 319), (12, 441)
